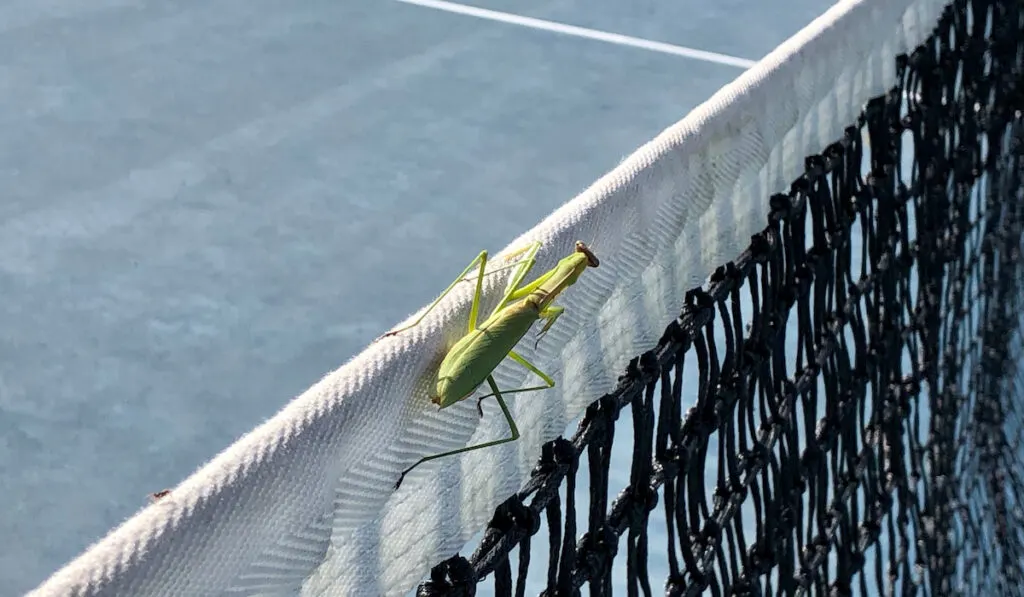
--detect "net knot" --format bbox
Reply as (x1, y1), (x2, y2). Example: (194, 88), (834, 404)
(779, 504), (799, 530)
(716, 372), (742, 409)
(686, 570), (711, 595)
(577, 526), (618, 579)
(866, 169), (891, 190)
(823, 141), (846, 169)
(795, 567), (816, 589)
(805, 154), (827, 179)
(849, 551), (866, 571)
(852, 187), (872, 213)
(418, 555), (477, 597)
(860, 519), (882, 543)
(490, 495), (540, 537)
(861, 96), (888, 125)
(539, 437), (577, 469)
(665, 575), (686, 597)
(586, 393), (621, 427)
(894, 52), (909, 74)
(614, 483), (660, 528)
(701, 519), (722, 548)
(638, 351), (661, 380)
(769, 193), (793, 220)
(713, 480), (746, 509)
(525, 438), (576, 494)
(666, 568), (710, 596)
(953, 146), (978, 180)
(710, 261), (742, 286)
(662, 319), (691, 350)
(842, 125), (858, 146)
(683, 288), (715, 319)
(801, 536), (830, 568)
(728, 579), (759, 597)
(694, 403), (721, 435)
(742, 337), (771, 365)
(618, 356), (644, 386)
(900, 110), (917, 129)
(670, 428), (694, 470)
(747, 541), (779, 574)
(738, 442), (770, 476)
(657, 457), (679, 481)
(795, 262), (816, 293)
(791, 176), (812, 199)
(828, 580), (854, 597)
(748, 233), (773, 262)
(729, 478), (747, 503)
(801, 441), (824, 470)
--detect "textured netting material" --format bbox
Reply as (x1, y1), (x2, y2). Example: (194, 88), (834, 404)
(28, 0), (1014, 596)
(417, 1), (1024, 595)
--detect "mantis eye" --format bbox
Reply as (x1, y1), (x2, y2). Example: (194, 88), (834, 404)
(575, 241), (600, 267)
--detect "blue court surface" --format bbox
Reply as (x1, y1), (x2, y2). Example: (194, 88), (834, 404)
(1, 0), (831, 592)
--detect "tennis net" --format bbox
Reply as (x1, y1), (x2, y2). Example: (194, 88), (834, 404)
(415, 0), (1024, 594)
(28, 0), (1023, 595)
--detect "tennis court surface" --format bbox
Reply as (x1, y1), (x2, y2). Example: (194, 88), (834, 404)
(12, 0), (1024, 595)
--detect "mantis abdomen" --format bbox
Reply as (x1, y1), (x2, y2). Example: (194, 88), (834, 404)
(433, 300), (539, 408)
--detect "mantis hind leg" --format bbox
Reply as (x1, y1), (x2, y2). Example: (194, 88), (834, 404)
(379, 250), (489, 339)
(395, 375), (521, 490)
(380, 242), (542, 339)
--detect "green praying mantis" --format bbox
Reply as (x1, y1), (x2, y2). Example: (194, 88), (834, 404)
(381, 240), (600, 489)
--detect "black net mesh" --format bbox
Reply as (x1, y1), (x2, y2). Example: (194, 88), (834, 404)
(416, 0), (1024, 594)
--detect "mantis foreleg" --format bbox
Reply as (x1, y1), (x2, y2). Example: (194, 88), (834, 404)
(533, 305), (565, 348)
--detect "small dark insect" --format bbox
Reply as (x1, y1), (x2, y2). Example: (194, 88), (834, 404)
(149, 489), (171, 501)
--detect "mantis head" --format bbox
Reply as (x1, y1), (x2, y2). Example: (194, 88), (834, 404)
(574, 241), (600, 268)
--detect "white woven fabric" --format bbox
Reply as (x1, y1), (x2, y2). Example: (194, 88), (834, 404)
(29, 0), (948, 595)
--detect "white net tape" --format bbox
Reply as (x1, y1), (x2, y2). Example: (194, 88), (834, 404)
(29, 0), (947, 594)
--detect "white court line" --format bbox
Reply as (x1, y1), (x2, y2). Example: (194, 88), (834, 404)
(396, 0), (758, 69)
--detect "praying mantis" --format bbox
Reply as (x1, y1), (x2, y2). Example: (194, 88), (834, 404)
(381, 240), (600, 489)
